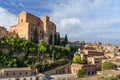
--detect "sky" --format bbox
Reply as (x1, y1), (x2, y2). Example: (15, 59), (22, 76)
(0, 0), (120, 44)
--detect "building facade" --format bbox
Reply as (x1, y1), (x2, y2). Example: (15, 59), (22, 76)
(44, 62), (71, 75)
(88, 57), (103, 70)
(10, 11), (59, 43)
(1, 67), (36, 78)
(71, 64), (96, 76)
(0, 26), (8, 39)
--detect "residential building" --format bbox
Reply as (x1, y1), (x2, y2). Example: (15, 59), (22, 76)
(0, 26), (8, 38)
(104, 51), (116, 58)
(44, 62), (71, 75)
(1, 76), (36, 80)
(71, 64), (96, 76)
(1, 67), (36, 78)
(88, 57), (104, 70)
(83, 50), (104, 57)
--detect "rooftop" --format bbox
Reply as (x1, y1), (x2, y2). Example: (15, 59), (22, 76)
(97, 69), (120, 76)
(76, 69), (120, 80)
(0, 27), (6, 31)
(71, 63), (96, 68)
(49, 74), (77, 79)
(3, 67), (31, 71)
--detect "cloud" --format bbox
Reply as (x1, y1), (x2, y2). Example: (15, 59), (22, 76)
(1, 0), (120, 44)
(60, 18), (82, 29)
(48, 0), (120, 44)
(10, 0), (15, 6)
(0, 7), (17, 30)
(59, 18), (82, 38)
(19, 3), (24, 7)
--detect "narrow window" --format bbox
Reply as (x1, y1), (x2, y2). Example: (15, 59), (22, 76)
(6, 72), (8, 76)
(13, 73), (15, 75)
(30, 78), (32, 80)
(19, 72), (21, 75)
(26, 72), (28, 75)
(21, 19), (23, 22)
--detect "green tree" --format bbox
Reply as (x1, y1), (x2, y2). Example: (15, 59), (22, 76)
(34, 27), (38, 43)
(57, 34), (60, 45)
(65, 44), (70, 51)
(6, 35), (19, 52)
(77, 69), (85, 78)
(102, 61), (113, 70)
(24, 57), (34, 66)
(37, 40), (47, 61)
(49, 33), (53, 45)
(52, 50), (56, 60)
(49, 45), (53, 60)
(73, 55), (81, 63)
(61, 34), (68, 46)
(64, 34), (68, 45)
(38, 40), (47, 53)
(0, 36), (73, 69)
(54, 33), (57, 45)
(21, 40), (30, 55)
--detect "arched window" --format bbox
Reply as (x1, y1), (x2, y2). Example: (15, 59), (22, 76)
(73, 69), (75, 73)
(19, 72), (21, 75)
(16, 78), (19, 80)
(6, 72), (8, 76)
(13, 73), (15, 75)
(26, 72), (28, 75)
(30, 78), (32, 80)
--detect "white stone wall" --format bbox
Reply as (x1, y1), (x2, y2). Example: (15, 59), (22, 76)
(3, 70), (31, 78)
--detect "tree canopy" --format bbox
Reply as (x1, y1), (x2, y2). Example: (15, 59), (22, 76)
(64, 34), (68, 45)
(73, 55), (81, 63)
(0, 36), (73, 72)
(34, 27), (38, 43)
(77, 69), (85, 78)
(102, 61), (113, 70)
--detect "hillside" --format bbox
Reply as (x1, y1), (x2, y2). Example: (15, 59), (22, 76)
(0, 35), (73, 72)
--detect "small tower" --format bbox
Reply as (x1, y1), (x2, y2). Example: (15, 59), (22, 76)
(42, 16), (49, 22)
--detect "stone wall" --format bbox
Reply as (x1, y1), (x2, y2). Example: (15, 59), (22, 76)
(44, 62), (71, 75)
(1, 67), (36, 78)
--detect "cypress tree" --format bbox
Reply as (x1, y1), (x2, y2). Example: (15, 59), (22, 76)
(49, 33), (53, 45)
(54, 33), (57, 45)
(57, 34), (60, 45)
(64, 34), (68, 46)
(34, 28), (38, 43)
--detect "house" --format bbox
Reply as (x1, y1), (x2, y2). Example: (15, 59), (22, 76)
(71, 64), (97, 76)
